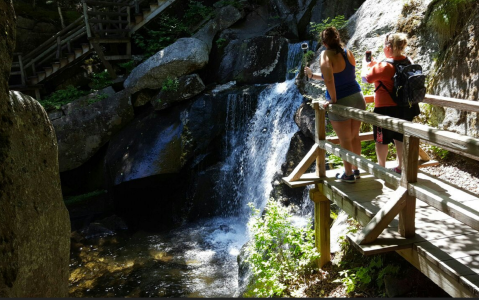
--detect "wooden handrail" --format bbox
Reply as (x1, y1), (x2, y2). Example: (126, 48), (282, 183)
(293, 93), (479, 265)
(22, 17), (84, 62)
(363, 94), (479, 113)
(23, 26), (87, 70)
(313, 99), (479, 160)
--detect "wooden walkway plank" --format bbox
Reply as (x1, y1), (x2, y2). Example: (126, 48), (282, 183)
(347, 227), (426, 255)
(396, 247), (478, 297)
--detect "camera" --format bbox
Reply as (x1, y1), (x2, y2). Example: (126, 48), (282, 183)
(301, 43), (308, 54)
(365, 51), (372, 62)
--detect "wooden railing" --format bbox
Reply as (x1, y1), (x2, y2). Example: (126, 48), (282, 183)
(10, 16), (86, 83)
(284, 93), (479, 267)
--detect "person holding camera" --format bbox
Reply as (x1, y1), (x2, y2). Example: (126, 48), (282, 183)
(304, 27), (366, 183)
(360, 33), (420, 174)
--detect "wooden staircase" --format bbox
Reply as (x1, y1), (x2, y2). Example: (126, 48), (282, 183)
(9, 0), (176, 99)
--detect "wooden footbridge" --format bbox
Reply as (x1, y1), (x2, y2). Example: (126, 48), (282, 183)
(9, 0), (175, 98)
(283, 94), (479, 297)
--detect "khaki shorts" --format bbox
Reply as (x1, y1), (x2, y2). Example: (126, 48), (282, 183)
(327, 92), (366, 122)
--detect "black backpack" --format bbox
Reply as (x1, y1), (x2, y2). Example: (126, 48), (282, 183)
(375, 57), (426, 107)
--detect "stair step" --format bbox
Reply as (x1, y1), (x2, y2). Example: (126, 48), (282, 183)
(83, 0), (129, 7)
(74, 48), (83, 58)
(89, 18), (129, 24)
(104, 55), (132, 60)
(60, 57), (69, 67)
(37, 72), (46, 82)
(135, 13), (143, 23)
(143, 9), (151, 17)
(52, 62), (61, 72)
(81, 43), (90, 53)
(44, 67), (53, 77)
(28, 76), (39, 85)
(67, 53), (76, 62)
(88, 37), (130, 43)
(150, 3), (158, 10)
(95, 29), (130, 34)
(87, 11), (128, 17)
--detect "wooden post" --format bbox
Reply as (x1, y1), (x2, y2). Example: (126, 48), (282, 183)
(56, 36), (61, 59)
(91, 42), (117, 79)
(399, 135), (419, 238)
(34, 88), (41, 100)
(309, 183), (330, 268)
(18, 54), (26, 86)
(82, 0), (92, 38)
(314, 102), (326, 178)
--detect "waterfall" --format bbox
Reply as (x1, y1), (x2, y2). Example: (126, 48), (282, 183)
(68, 42), (318, 298)
(216, 41), (317, 219)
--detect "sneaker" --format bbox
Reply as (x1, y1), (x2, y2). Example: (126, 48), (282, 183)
(353, 169), (360, 179)
(336, 172), (356, 183)
(388, 167), (402, 175)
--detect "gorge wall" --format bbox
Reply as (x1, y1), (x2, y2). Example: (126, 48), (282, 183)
(0, 0), (70, 297)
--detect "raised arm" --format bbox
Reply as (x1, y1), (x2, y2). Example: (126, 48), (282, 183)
(320, 51), (336, 107)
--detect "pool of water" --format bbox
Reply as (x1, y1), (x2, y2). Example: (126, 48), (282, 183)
(69, 217), (248, 297)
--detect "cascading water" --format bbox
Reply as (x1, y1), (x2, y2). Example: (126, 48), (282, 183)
(68, 42), (316, 298)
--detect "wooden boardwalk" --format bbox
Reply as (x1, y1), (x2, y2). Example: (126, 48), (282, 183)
(287, 165), (479, 297)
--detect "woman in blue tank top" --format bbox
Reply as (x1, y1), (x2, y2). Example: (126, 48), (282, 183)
(304, 27), (366, 183)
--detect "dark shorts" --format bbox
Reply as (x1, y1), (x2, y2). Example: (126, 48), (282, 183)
(328, 92), (366, 122)
(373, 104), (420, 144)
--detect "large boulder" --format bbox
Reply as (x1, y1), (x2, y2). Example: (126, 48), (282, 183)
(294, 102), (316, 140)
(1, 94), (71, 296)
(105, 91), (231, 186)
(216, 36), (289, 84)
(123, 37), (209, 94)
(52, 89), (134, 172)
(152, 74), (206, 110)
(1, 2), (69, 297)
(192, 5), (244, 52)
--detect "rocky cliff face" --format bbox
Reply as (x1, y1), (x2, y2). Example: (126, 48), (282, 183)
(300, 0), (479, 137)
(0, 1), (70, 297)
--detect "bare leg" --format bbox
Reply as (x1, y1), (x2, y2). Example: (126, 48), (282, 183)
(394, 139), (403, 170)
(330, 119), (355, 176)
(375, 142), (389, 167)
(350, 119), (362, 170)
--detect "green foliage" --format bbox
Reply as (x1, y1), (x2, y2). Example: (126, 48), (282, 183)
(360, 141), (377, 162)
(64, 190), (107, 206)
(335, 255), (400, 294)
(244, 199), (320, 297)
(184, 0), (214, 26)
(40, 85), (88, 110)
(214, 0), (243, 9)
(327, 153), (343, 168)
(355, 65), (374, 97)
(427, 0), (474, 49)
(334, 221), (401, 295)
(91, 70), (112, 90)
(302, 50), (315, 68)
(133, 16), (190, 59)
(309, 15), (347, 37)
(430, 145), (449, 160)
(87, 93), (109, 105)
(119, 60), (136, 74)
(162, 76), (179, 92)
(215, 38), (227, 49)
